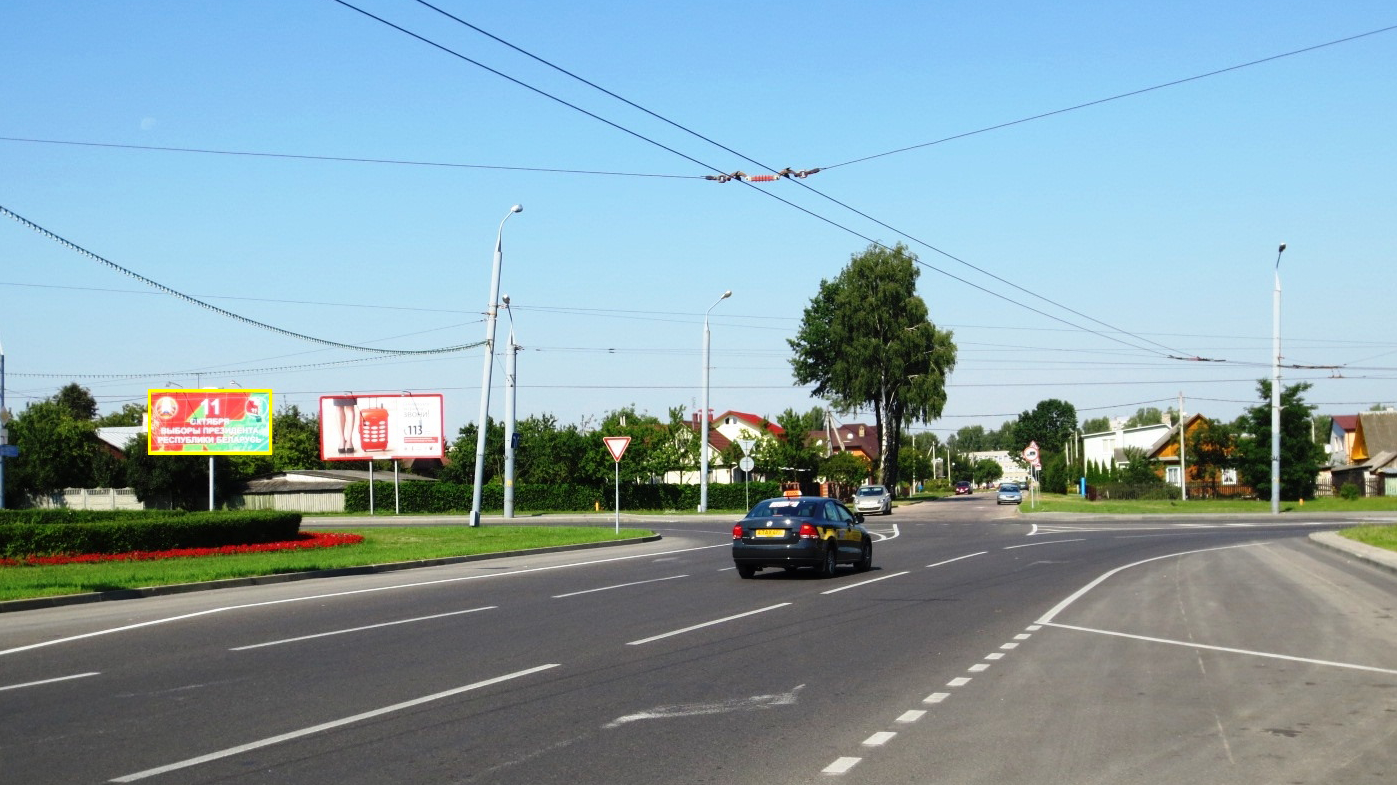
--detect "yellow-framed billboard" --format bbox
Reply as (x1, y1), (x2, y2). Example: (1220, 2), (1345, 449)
(147, 389), (273, 455)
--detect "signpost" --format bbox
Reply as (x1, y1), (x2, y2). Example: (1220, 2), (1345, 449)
(603, 436), (631, 533)
(1022, 441), (1041, 508)
(736, 439), (756, 509)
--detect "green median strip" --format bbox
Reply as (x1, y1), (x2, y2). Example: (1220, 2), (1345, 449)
(0, 526), (653, 602)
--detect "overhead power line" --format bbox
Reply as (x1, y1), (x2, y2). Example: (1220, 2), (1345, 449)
(360, 0), (1188, 359)
(823, 23), (1397, 170)
(0, 204), (483, 356)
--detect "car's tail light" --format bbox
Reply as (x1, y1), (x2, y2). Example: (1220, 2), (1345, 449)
(732, 524), (744, 539)
(798, 523), (819, 539)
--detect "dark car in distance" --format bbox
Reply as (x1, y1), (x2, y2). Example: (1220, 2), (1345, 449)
(732, 496), (873, 579)
(954, 481), (972, 495)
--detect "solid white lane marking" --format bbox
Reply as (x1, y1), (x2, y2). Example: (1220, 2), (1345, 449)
(927, 551), (987, 568)
(626, 603), (791, 646)
(1003, 538), (1086, 550)
(897, 710), (926, 723)
(924, 692), (950, 704)
(109, 664), (559, 782)
(4, 543), (730, 657)
(863, 731), (896, 746)
(823, 757), (861, 774)
(947, 677), (971, 687)
(1035, 542), (1263, 626)
(0, 671), (99, 692)
(604, 685), (803, 728)
(552, 574), (688, 598)
(968, 663), (990, 672)
(985, 653), (1005, 660)
(1045, 622), (1397, 675)
(821, 571), (909, 595)
(1028, 523), (1039, 536)
(230, 606), (496, 650)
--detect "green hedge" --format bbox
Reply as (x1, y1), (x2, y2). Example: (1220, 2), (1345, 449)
(344, 481), (785, 513)
(0, 510), (302, 558)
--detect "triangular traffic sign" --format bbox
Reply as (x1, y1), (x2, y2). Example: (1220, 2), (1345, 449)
(603, 436), (631, 462)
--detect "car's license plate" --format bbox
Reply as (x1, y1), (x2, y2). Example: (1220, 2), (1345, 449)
(754, 529), (785, 538)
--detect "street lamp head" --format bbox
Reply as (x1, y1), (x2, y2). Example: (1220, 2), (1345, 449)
(721, 290), (732, 299)
(1278, 242), (1286, 254)
(501, 293), (510, 306)
(510, 204), (523, 214)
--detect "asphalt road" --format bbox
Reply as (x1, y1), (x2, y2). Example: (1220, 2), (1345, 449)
(2, 497), (1394, 784)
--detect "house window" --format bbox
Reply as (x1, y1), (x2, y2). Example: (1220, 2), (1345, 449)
(1165, 466), (1182, 486)
(1221, 469), (1238, 486)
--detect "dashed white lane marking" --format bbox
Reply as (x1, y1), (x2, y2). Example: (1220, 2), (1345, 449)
(3, 542), (733, 658)
(552, 574), (688, 598)
(821, 571), (909, 595)
(985, 653), (1005, 660)
(0, 671), (99, 692)
(1026, 625), (1042, 631)
(924, 692), (950, 704)
(626, 603), (791, 646)
(823, 757), (861, 774)
(109, 664), (559, 783)
(863, 732), (897, 747)
(1014, 633), (1031, 640)
(968, 663), (990, 672)
(947, 677), (972, 687)
(230, 606), (496, 650)
(927, 551), (987, 568)
(897, 710), (926, 723)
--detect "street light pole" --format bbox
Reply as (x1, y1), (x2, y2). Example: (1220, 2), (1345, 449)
(699, 290), (731, 513)
(503, 294), (518, 519)
(0, 337), (7, 510)
(1271, 242), (1286, 515)
(469, 205), (523, 527)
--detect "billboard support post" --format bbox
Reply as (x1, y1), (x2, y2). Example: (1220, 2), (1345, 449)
(208, 456), (214, 511)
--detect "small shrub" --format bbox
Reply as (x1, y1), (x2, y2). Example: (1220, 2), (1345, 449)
(1339, 483), (1362, 501)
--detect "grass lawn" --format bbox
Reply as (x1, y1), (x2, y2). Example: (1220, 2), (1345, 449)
(0, 525), (653, 603)
(1339, 524), (1397, 552)
(1022, 493), (1397, 515)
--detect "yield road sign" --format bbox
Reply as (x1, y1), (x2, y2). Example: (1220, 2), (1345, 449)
(737, 438), (756, 456)
(603, 436), (631, 463)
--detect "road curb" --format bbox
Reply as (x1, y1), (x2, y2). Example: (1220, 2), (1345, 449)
(0, 534), (663, 614)
(1308, 531), (1397, 576)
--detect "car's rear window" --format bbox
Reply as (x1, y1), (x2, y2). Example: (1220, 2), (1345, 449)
(748, 499), (822, 519)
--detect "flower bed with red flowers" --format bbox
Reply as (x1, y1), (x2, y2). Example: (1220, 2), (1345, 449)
(0, 531), (364, 567)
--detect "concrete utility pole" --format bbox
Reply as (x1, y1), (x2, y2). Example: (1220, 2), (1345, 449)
(1271, 243), (1286, 515)
(698, 290), (731, 512)
(470, 205), (522, 527)
(503, 295), (518, 519)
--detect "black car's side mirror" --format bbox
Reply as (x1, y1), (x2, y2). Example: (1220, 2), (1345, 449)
(855, 513), (865, 524)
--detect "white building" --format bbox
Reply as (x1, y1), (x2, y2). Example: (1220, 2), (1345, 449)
(965, 450), (1030, 486)
(1081, 417), (1171, 470)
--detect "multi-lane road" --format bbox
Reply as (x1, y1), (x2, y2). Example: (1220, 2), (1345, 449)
(2, 497), (1394, 784)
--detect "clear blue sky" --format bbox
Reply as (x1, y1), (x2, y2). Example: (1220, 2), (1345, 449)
(3, 1), (1395, 443)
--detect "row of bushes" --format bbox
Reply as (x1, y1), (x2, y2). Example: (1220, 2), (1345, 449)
(343, 481), (788, 514)
(0, 510), (302, 558)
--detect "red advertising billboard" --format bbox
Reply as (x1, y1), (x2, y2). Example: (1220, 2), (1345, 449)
(318, 393), (445, 461)
(147, 389), (273, 455)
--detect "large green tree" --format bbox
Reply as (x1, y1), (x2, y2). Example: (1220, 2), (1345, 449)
(1011, 399), (1078, 455)
(3, 399), (113, 505)
(753, 408), (825, 487)
(789, 242), (957, 492)
(1236, 381), (1324, 501)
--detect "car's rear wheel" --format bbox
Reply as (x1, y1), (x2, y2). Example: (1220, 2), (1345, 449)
(856, 540), (873, 572)
(736, 563), (756, 579)
(817, 543), (837, 578)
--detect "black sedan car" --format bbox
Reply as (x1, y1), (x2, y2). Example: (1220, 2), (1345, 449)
(732, 496), (873, 579)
